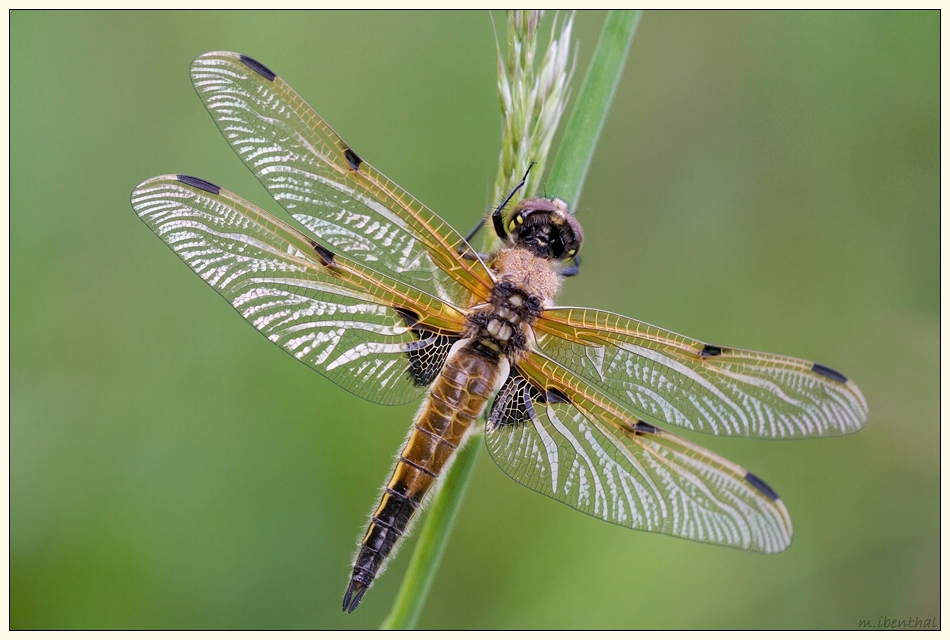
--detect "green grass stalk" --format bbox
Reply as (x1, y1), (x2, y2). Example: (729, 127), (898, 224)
(380, 10), (641, 629)
(547, 10), (642, 208)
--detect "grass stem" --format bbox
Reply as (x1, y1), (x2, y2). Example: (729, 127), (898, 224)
(380, 11), (642, 628)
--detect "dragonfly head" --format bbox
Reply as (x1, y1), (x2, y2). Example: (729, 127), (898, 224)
(506, 197), (584, 263)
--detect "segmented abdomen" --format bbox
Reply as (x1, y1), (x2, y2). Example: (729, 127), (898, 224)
(343, 342), (502, 612)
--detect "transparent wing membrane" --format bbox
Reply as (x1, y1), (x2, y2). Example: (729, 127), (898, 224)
(131, 50), (870, 596)
(189, 51), (494, 306)
(131, 176), (464, 405)
(536, 307), (868, 439)
(486, 355), (793, 553)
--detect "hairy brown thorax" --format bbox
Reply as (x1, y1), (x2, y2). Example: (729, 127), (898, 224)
(465, 247), (559, 360)
(491, 246), (562, 305)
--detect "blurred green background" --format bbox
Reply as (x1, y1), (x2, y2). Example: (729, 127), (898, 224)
(11, 10), (938, 630)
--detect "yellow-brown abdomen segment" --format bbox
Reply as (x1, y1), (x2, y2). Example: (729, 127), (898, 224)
(343, 342), (502, 612)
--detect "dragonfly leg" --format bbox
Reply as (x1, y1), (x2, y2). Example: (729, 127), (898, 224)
(559, 255), (581, 277)
(461, 216), (487, 245)
(456, 218), (491, 261)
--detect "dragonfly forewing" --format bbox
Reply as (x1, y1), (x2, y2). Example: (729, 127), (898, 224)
(189, 51), (494, 306)
(535, 307), (868, 438)
(131, 175), (466, 406)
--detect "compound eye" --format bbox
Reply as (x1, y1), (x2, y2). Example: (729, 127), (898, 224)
(553, 228), (582, 261)
(505, 198), (584, 260)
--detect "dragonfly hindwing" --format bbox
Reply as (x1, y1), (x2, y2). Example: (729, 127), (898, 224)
(395, 307), (459, 387)
(488, 368), (552, 428)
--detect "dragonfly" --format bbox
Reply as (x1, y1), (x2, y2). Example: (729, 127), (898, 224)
(131, 51), (868, 613)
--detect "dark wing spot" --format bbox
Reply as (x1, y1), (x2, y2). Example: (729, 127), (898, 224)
(812, 362), (848, 384)
(394, 307), (420, 328)
(344, 148), (363, 171)
(745, 471), (780, 501)
(239, 54), (276, 82)
(404, 333), (455, 387)
(176, 174), (220, 195)
(633, 420), (657, 435)
(489, 369), (546, 428)
(308, 239), (335, 266)
(545, 387), (570, 404)
(394, 308), (456, 387)
(700, 344), (723, 357)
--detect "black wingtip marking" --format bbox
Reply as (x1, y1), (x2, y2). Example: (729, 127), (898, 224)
(745, 471), (780, 501)
(176, 174), (220, 195)
(239, 54), (276, 82)
(308, 239), (335, 266)
(812, 362), (848, 384)
(545, 388), (570, 404)
(633, 420), (658, 435)
(344, 148), (363, 171)
(700, 344), (723, 357)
